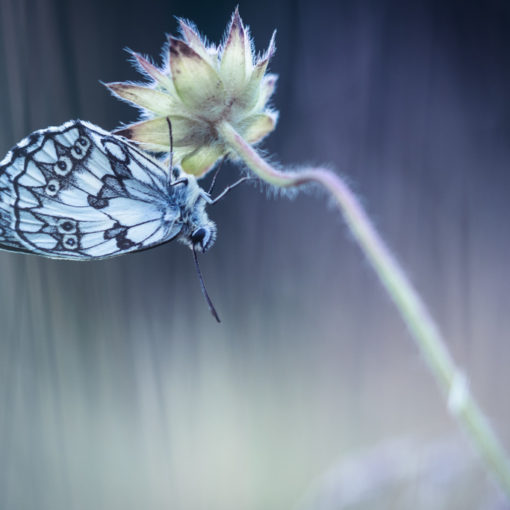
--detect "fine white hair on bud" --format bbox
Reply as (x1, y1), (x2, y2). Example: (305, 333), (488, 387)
(105, 8), (278, 177)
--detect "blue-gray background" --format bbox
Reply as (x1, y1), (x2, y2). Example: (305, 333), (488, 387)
(1, 0), (509, 509)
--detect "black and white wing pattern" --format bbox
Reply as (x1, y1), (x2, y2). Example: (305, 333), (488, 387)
(0, 120), (185, 259)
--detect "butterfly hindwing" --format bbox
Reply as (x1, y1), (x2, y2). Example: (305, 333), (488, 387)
(0, 120), (182, 259)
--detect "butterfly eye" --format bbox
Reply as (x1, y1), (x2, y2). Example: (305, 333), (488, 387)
(62, 234), (78, 250)
(172, 168), (180, 180)
(45, 179), (60, 196)
(57, 218), (77, 234)
(191, 226), (214, 253)
(54, 156), (73, 176)
(191, 227), (206, 244)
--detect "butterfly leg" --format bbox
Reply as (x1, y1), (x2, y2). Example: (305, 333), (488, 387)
(209, 176), (255, 204)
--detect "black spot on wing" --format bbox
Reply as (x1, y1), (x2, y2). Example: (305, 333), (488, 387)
(12, 145), (28, 160)
(27, 132), (41, 146)
(104, 221), (135, 250)
(117, 237), (135, 250)
(110, 160), (132, 179)
(104, 222), (127, 240)
(101, 175), (126, 197)
(54, 140), (70, 158)
(87, 196), (109, 209)
(86, 173), (127, 209)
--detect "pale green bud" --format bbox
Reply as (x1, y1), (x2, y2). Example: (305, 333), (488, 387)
(105, 8), (278, 177)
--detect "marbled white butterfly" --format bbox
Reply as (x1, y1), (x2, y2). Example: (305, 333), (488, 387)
(0, 119), (242, 320)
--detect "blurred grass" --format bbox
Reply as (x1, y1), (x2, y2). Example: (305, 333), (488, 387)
(1, 0), (510, 509)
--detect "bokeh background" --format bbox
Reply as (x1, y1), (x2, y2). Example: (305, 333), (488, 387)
(1, 0), (509, 509)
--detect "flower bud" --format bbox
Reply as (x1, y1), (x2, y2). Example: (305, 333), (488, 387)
(105, 8), (278, 177)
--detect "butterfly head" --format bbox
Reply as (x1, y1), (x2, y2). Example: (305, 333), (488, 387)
(172, 174), (217, 253)
(187, 194), (217, 253)
(190, 224), (216, 253)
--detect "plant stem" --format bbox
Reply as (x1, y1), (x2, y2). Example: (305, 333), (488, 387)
(218, 120), (510, 497)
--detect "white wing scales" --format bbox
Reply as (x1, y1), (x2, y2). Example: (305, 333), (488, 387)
(0, 120), (182, 259)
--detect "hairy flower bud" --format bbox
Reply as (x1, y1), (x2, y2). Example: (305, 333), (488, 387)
(105, 8), (278, 177)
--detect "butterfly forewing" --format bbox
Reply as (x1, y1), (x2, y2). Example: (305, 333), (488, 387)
(0, 120), (181, 259)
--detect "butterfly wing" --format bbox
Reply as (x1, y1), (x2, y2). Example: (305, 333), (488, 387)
(0, 120), (183, 259)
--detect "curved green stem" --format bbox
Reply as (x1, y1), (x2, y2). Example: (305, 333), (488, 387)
(218, 120), (510, 497)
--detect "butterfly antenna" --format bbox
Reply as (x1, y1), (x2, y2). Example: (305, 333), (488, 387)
(192, 246), (221, 323)
(166, 117), (174, 174)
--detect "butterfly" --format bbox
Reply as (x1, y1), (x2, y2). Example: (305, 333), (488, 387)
(0, 119), (245, 321)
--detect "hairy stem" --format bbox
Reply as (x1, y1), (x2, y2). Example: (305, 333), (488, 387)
(218, 120), (510, 497)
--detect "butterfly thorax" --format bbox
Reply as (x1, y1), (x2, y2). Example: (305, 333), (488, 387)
(168, 171), (216, 253)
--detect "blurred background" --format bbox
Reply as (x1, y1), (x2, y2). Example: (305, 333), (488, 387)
(1, 0), (509, 508)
